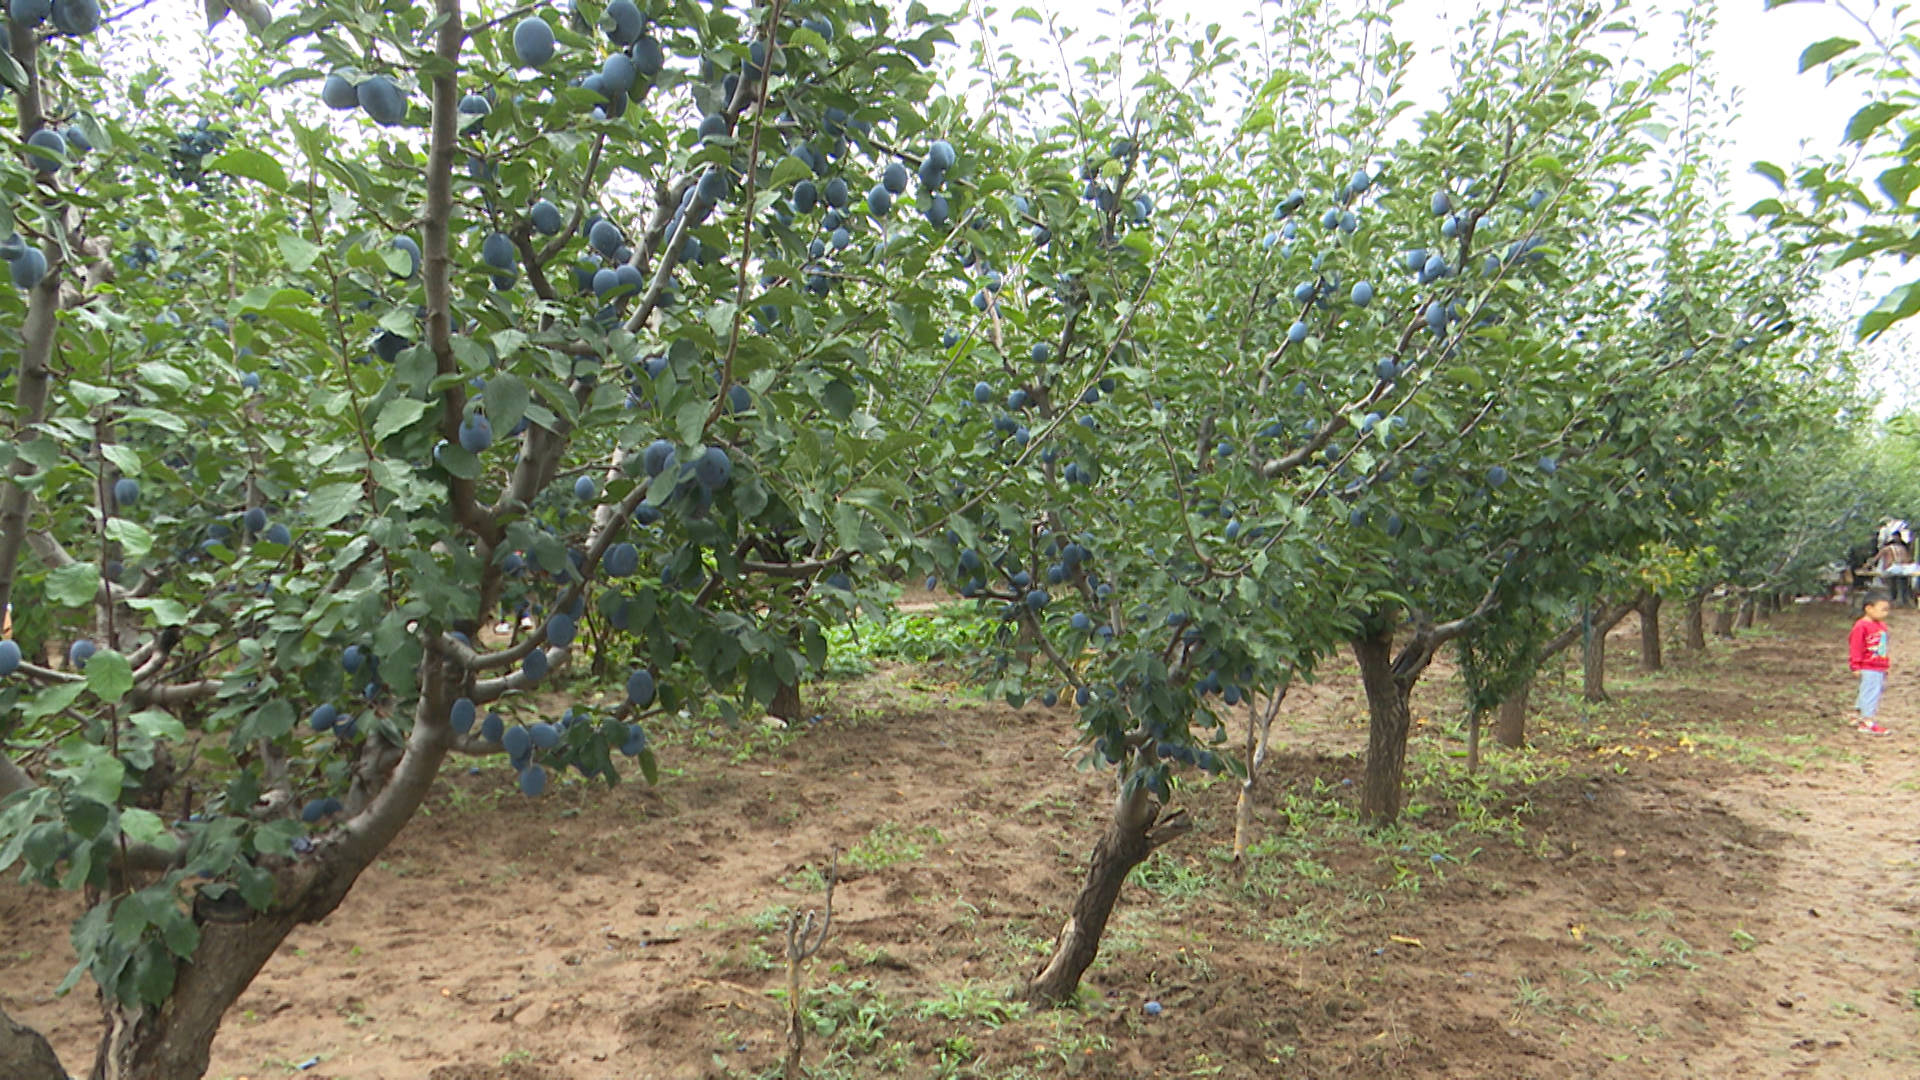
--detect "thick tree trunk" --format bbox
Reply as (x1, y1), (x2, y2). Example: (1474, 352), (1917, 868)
(1736, 595), (1755, 629)
(79, 665), (461, 1080)
(768, 680), (805, 723)
(92, 910), (309, 1080)
(1027, 787), (1189, 1005)
(1495, 618), (1582, 750)
(0, 1005), (66, 1080)
(1466, 708), (1482, 773)
(1496, 679), (1531, 750)
(1713, 594), (1738, 638)
(1684, 592), (1706, 651)
(1581, 596), (1641, 703)
(1582, 613), (1608, 703)
(1639, 595), (1663, 672)
(1352, 627), (1414, 826)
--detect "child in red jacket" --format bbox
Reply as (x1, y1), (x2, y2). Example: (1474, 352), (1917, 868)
(1851, 591), (1893, 735)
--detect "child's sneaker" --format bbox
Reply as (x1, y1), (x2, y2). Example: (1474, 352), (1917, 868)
(1858, 720), (1892, 736)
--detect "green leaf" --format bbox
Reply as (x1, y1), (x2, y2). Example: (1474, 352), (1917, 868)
(45, 563), (100, 607)
(210, 147), (289, 192)
(435, 442), (480, 479)
(85, 650), (134, 704)
(674, 398), (707, 445)
(21, 682), (86, 723)
(128, 709), (188, 742)
(1859, 277), (1920, 338)
(65, 797), (111, 840)
(101, 443), (142, 477)
(372, 398), (432, 441)
(0, 40), (27, 94)
(482, 372), (530, 436)
(770, 154), (812, 188)
(70, 381), (121, 408)
(240, 699), (297, 743)
(135, 362), (191, 392)
(131, 941), (176, 1006)
(121, 407), (189, 434)
(126, 597), (189, 627)
(250, 819), (301, 858)
(1798, 36), (1858, 72)
(1878, 165), (1920, 207)
(105, 518), (153, 560)
(307, 481), (364, 528)
(277, 232), (322, 272)
(119, 809), (178, 852)
(1845, 100), (1909, 144)
(56, 744), (125, 805)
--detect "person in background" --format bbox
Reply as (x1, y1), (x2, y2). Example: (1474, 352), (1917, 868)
(1850, 590), (1894, 735)
(1879, 533), (1915, 607)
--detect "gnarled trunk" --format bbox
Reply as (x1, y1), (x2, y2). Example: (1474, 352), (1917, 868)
(92, 909), (309, 1080)
(1639, 594), (1662, 672)
(1027, 784), (1189, 1005)
(1496, 679), (1531, 750)
(1353, 626), (1414, 825)
(1582, 611), (1608, 703)
(1684, 592), (1706, 651)
(80, 666), (461, 1080)
(1584, 596), (1643, 702)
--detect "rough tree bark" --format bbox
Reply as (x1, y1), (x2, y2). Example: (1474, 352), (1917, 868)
(1495, 680), (1531, 750)
(1683, 591), (1706, 651)
(768, 680), (805, 723)
(1027, 784), (1189, 1005)
(1736, 595), (1755, 630)
(1352, 626), (1414, 824)
(1638, 594), (1662, 672)
(1582, 596), (1640, 704)
(1582, 612), (1608, 703)
(1494, 619), (1583, 750)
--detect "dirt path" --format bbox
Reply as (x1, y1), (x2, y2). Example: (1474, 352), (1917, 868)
(1671, 622), (1920, 1078)
(5, 605), (1920, 1079)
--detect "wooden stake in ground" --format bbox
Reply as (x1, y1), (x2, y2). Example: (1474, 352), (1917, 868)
(783, 851), (838, 1080)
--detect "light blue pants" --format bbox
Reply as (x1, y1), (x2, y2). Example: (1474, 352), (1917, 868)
(1858, 669), (1886, 718)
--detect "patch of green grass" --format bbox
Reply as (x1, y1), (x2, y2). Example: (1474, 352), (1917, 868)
(912, 981), (1029, 1027)
(803, 979), (897, 1054)
(1257, 904), (1341, 950)
(845, 822), (943, 871)
(1133, 850), (1214, 907)
(822, 605), (1002, 678)
(748, 904), (793, 935)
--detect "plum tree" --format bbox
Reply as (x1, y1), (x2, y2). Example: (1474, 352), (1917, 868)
(0, 0), (998, 1074)
(878, 0), (1875, 1007)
